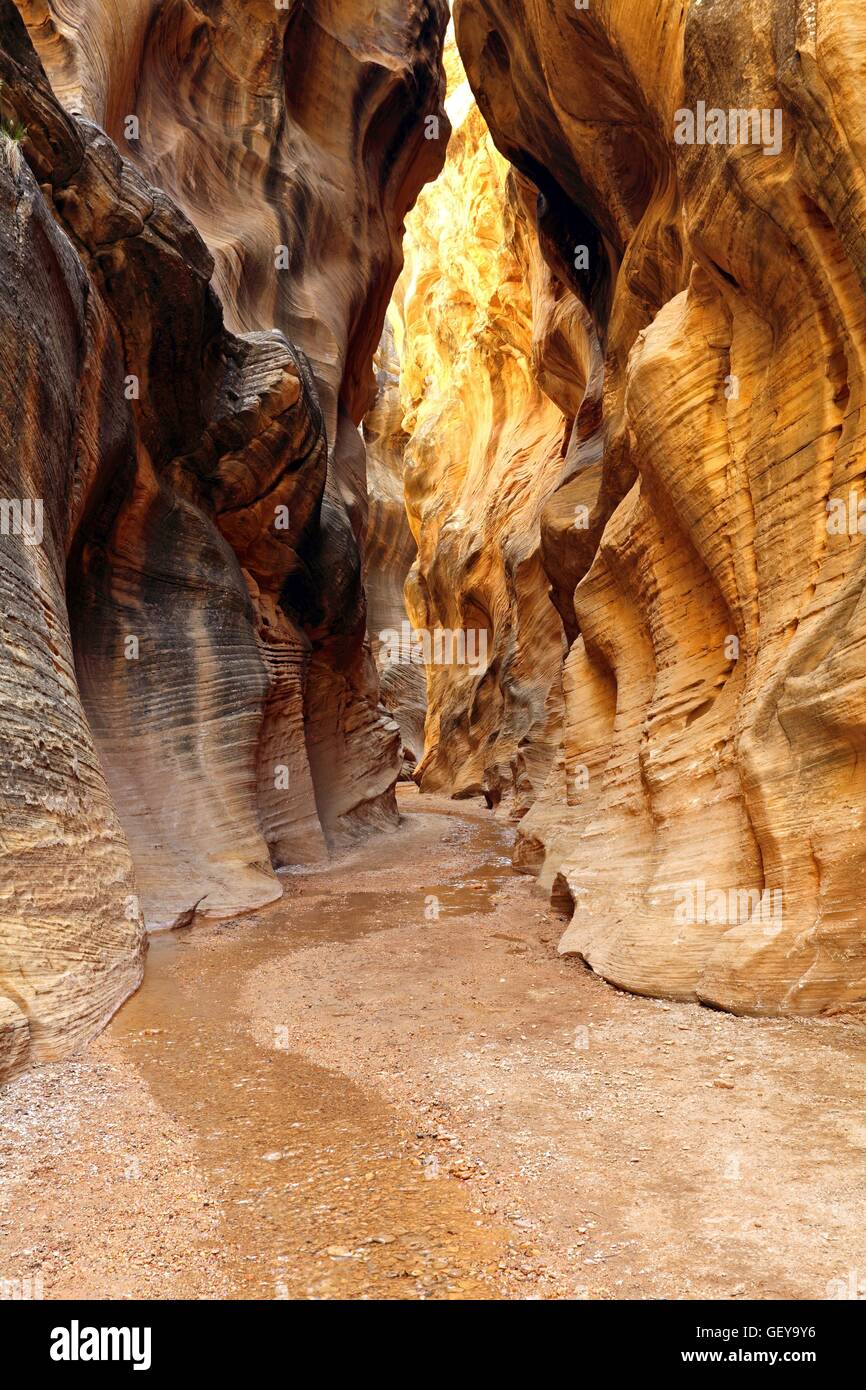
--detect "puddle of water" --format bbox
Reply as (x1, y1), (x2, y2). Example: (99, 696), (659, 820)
(110, 806), (520, 1299)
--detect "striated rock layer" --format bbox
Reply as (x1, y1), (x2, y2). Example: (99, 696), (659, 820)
(447, 0), (866, 1013)
(0, 0), (448, 1079)
(364, 313), (426, 771)
(395, 41), (589, 813)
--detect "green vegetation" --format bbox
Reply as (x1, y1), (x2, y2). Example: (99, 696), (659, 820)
(0, 81), (27, 143)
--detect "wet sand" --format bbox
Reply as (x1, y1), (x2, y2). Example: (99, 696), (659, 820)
(2, 786), (866, 1299)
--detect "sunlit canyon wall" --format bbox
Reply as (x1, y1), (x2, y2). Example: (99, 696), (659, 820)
(389, 38), (591, 816)
(364, 311), (426, 772)
(418, 0), (866, 1015)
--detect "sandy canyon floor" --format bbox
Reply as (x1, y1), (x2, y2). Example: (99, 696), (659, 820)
(2, 786), (866, 1301)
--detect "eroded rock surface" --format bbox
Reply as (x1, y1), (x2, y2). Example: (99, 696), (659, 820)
(447, 0), (866, 1013)
(364, 315), (426, 772)
(0, 0), (448, 1078)
(395, 41), (582, 813)
(5, 0), (866, 1087)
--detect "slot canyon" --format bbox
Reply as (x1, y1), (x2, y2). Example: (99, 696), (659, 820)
(2, 0), (866, 1307)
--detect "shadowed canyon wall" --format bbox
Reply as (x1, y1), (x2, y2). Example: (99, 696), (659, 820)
(0, 0), (448, 1078)
(432, 0), (866, 1014)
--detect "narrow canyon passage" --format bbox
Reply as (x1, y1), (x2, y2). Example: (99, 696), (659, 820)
(97, 791), (525, 1300)
(3, 789), (866, 1301)
(3, 0), (866, 1322)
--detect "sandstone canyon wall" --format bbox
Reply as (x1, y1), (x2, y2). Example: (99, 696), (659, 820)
(394, 39), (592, 813)
(4, 0), (866, 1094)
(364, 312), (426, 771)
(0, 0), (448, 1079)
(440, 0), (866, 1014)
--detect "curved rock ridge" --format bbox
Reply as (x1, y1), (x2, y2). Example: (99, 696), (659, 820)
(364, 313), (426, 773)
(394, 37), (590, 812)
(0, 0), (448, 1078)
(449, 0), (866, 1012)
